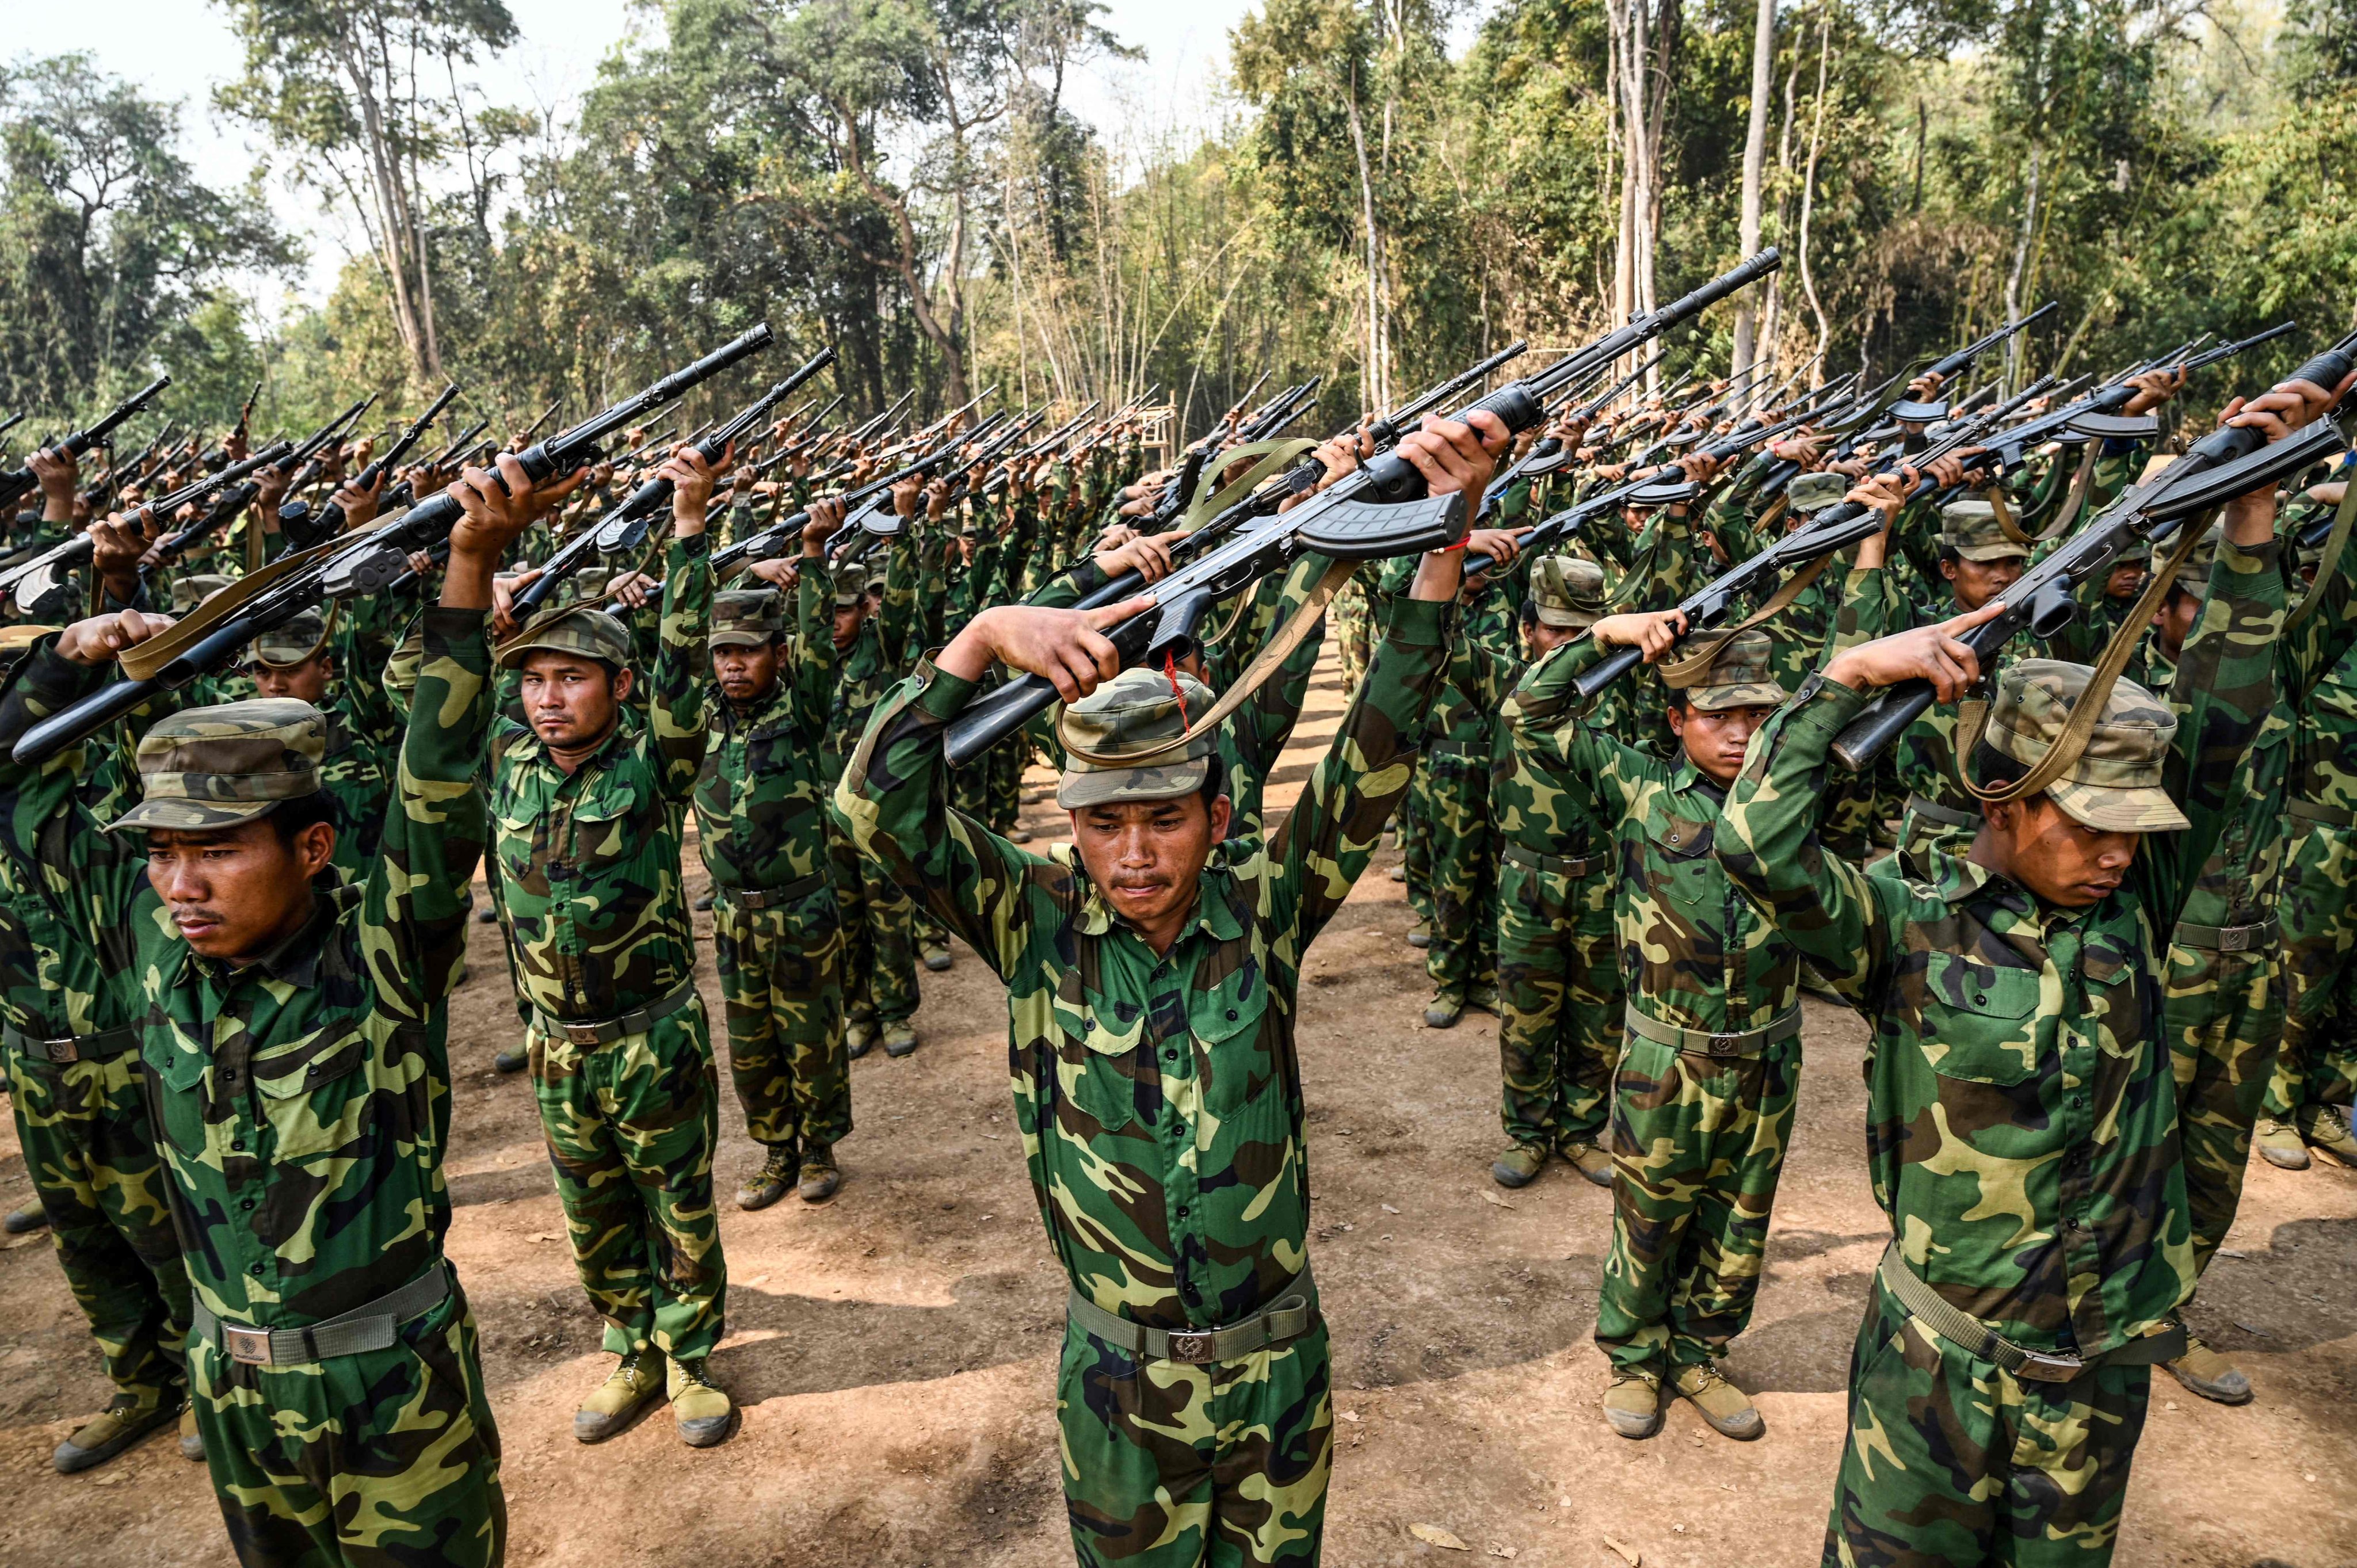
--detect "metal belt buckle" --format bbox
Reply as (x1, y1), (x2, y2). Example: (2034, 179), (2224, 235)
(2012, 1348), (2084, 1383)
(1706, 1033), (1746, 1057)
(562, 1020), (604, 1045)
(1165, 1331), (1216, 1364)
(222, 1325), (274, 1367)
(40, 1037), (77, 1063)
(2218, 924), (2253, 953)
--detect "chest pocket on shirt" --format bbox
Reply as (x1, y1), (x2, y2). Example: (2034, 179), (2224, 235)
(564, 773), (658, 880)
(1049, 979), (1148, 1136)
(2080, 944), (2148, 1058)
(1917, 952), (2041, 1086)
(1191, 970), (1274, 1123)
(250, 1027), (374, 1160)
(1645, 814), (1717, 911)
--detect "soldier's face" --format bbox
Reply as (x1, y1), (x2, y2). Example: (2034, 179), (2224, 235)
(252, 653), (333, 705)
(833, 600), (868, 651)
(2152, 588), (2200, 661)
(1668, 701), (1774, 786)
(2104, 562), (2148, 600)
(144, 819), (336, 961)
(1070, 793), (1234, 939)
(1976, 796), (2140, 907)
(712, 640), (781, 703)
(518, 651), (632, 751)
(1941, 555), (2026, 611)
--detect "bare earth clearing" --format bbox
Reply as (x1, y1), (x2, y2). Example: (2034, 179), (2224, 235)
(1, 648), (2352, 1567)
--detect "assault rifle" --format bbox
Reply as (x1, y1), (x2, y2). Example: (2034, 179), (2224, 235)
(0, 376), (172, 514)
(829, 411), (1048, 570)
(711, 399), (996, 577)
(0, 438), (295, 610)
(280, 383), (462, 549)
(1974, 322), (2295, 473)
(510, 347), (834, 615)
(936, 249), (1784, 766)
(12, 326), (779, 765)
(980, 401), (1103, 494)
(1830, 330), (2357, 769)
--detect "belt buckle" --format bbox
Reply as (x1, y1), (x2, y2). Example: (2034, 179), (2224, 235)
(2012, 1348), (2084, 1384)
(562, 1021), (602, 1045)
(1706, 1033), (1744, 1056)
(222, 1325), (274, 1367)
(1165, 1331), (1216, 1364)
(41, 1037), (77, 1063)
(2218, 924), (2252, 953)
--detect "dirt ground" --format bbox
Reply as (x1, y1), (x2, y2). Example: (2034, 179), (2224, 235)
(1, 648), (2354, 1568)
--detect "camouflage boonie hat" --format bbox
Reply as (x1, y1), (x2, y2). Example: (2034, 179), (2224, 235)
(1664, 627), (1787, 712)
(711, 589), (786, 648)
(1941, 499), (2029, 563)
(250, 608), (333, 669)
(2170, 521), (2223, 598)
(1786, 471), (1848, 515)
(2111, 537), (2153, 566)
(1983, 659), (2186, 833)
(495, 605), (635, 671)
(1531, 555), (1605, 629)
(1056, 666), (1218, 809)
(170, 573), (234, 613)
(829, 560), (867, 608)
(0, 624), (57, 671)
(104, 698), (323, 833)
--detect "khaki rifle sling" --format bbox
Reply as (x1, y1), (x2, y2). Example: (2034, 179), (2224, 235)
(1175, 440), (1318, 535)
(1958, 512), (2212, 807)
(2036, 444), (2103, 543)
(2290, 476), (2357, 633)
(1656, 548), (1840, 689)
(116, 528), (373, 683)
(1985, 483), (2032, 547)
(1055, 555), (1357, 769)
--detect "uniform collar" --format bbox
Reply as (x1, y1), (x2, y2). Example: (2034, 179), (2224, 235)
(509, 707), (639, 774)
(1074, 845), (1248, 946)
(1668, 755), (1726, 803)
(188, 878), (358, 989)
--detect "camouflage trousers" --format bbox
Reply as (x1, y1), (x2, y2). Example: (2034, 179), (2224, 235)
(1823, 1273), (2149, 1567)
(193, 1277), (505, 1568)
(2265, 819), (2357, 1122)
(1596, 1032), (1799, 1372)
(529, 998), (729, 1361)
(6, 1044), (190, 1407)
(711, 888), (852, 1150)
(1332, 580), (1372, 694)
(828, 810), (920, 1026)
(2163, 937), (2282, 1278)
(1494, 857), (1620, 1150)
(1420, 746), (1497, 998)
(1401, 761), (1434, 924)
(1059, 1318), (1332, 1566)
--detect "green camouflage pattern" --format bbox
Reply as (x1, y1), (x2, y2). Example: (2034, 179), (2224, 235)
(694, 564), (837, 897)
(316, 706), (391, 877)
(1058, 666), (1218, 808)
(108, 697), (326, 833)
(1420, 746), (1497, 999)
(2264, 819), (2357, 1123)
(712, 891), (848, 1149)
(1495, 858), (1618, 1149)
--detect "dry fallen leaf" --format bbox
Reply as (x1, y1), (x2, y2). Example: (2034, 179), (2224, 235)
(1337, 1410), (1361, 1423)
(1486, 1546), (1518, 1560)
(1382, 1203), (1402, 1215)
(2, 1233), (42, 1250)
(1481, 1191), (1517, 1210)
(1409, 1523), (1470, 1551)
(529, 1233), (561, 1243)
(1603, 1535), (1641, 1566)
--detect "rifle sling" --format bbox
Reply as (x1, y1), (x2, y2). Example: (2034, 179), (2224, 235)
(1055, 556), (1356, 769)
(2290, 479), (2357, 633)
(1657, 547), (1839, 689)
(117, 531), (364, 682)
(2038, 444), (2103, 543)
(1959, 512), (2211, 807)
(1985, 483), (2031, 547)
(1176, 440), (1317, 533)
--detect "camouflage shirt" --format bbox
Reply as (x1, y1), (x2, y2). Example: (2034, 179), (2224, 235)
(1715, 535), (2283, 1356)
(0, 608), (493, 1329)
(837, 594), (1452, 1329)
(490, 535), (710, 1022)
(693, 563), (837, 894)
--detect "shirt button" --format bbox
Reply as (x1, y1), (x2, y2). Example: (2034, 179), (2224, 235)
(240, 1199), (255, 1212)
(1225, 1009), (1238, 1021)
(1176, 1205), (1190, 1219)
(249, 1262), (265, 1277)
(1163, 1048), (1178, 1062)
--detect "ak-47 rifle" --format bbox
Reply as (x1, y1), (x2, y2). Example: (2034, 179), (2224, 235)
(122, 399), (378, 580)
(510, 348), (834, 615)
(1921, 301), (2061, 389)
(1469, 353), (1673, 526)
(12, 327), (779, 765)
(0, 413), (22, 445)
(423, 419), (491, 473)
(936, 249), (1784, 766)
(829, 411), (1049, 571)
(0, 438), (295, 611)
(981, 400), (1103, 494)
(277, 383), (461, 550)
(1830, 329), (2357, 770)
(1570, 373), (2062, 700)
(0, 376), (172, 514)
(1143, 381), (1301, 524)
(1972, 322), (2295, 475)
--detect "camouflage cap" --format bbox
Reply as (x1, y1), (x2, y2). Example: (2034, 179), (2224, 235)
(830, 560), (867, 608)
(104, 698), (323, 833)
(170, 573), (234, 613)
(0, 624), (57, 673)
(570, 566), (613, 604)
(1663, 627), (1787, 712)
(1984, 658), (2187, 833)
(250, 608), (333, 669)
(2111, 536), (2153, 566)
(1786, 471), (1849, 515)
(1055, 666), (1218, 809)
(2170, 521), (2223, 598)
(1530, 554), (1606, 629)
(495, 605), (635, 671)
(1941, 498), (2029, 563)
(710, 588), (786, 648)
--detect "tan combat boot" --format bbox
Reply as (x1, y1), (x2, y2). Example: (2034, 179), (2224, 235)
(2255, 1117), (2310, 1170)
(1672, 1363), (1765, 1440)
(3, 1203), (48, 1235)
(2164, 1330), (2253, 1405)
(735, 1145), (798, 1211)
(54, 1394), (178, 1474)
(1406, 917), (1429, 947)
(1424, 993), (1464, 1029)
(798, 1142), (842, 1204)
(1559, 1141), (1615, 1189)
(883, 1021), (921, 1059)
(574, 1350), (665, 1443)
(921, 941), (954, 973)
(2300, 1104), (2357, 1166)
(1466, 982), (1501, 1017)
(668, 1357), (738, 1447)
(1492, 1142), (1546, 1189)
(1602, 1368), (1663, 1439)
(845, 1016), (877, 1060)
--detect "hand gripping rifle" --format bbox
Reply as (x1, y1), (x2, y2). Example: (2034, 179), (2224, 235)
(0, 376), (173, 514)
(1469, 352), (1675, 526)
(828, 411), (1017, 554)
(1571, 372), (2059, 700)
(827, 412), (1048, 571)
(13, 326), (778, 766)
(711, 403), (990, 577)
(1826, 330), (2357, 771)
(510, 348), (834, 615)
(937, 249), (1783, 767)
(980, 400), (1102, 494)
(1975, 322), (2295, 474)
(278, 383), (461, 550)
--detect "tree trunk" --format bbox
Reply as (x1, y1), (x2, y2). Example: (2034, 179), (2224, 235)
(1343, 67), (1389, 414)
(1729, 0), (1776, 399)
(2003, 143), (2042, 391)
(1759, 51), (1802, 383)
(1795, 6), (1834, 375)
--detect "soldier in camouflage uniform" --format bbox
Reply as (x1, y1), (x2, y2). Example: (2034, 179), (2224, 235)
(489, 443), (737, 1448)
(696, 533), (853, 1211)
(838, 411), (1498, 1567)
(245, 608), (392, 877)
(0, 447), (563, 1564)
(1550, 620), (1801, 1444)
(1718, 372), (2306, 1566)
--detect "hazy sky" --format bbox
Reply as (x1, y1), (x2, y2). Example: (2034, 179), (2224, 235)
(35, 0), (1260, 308)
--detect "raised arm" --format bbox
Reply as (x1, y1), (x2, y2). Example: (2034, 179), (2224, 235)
(650, 445), (718, 799)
